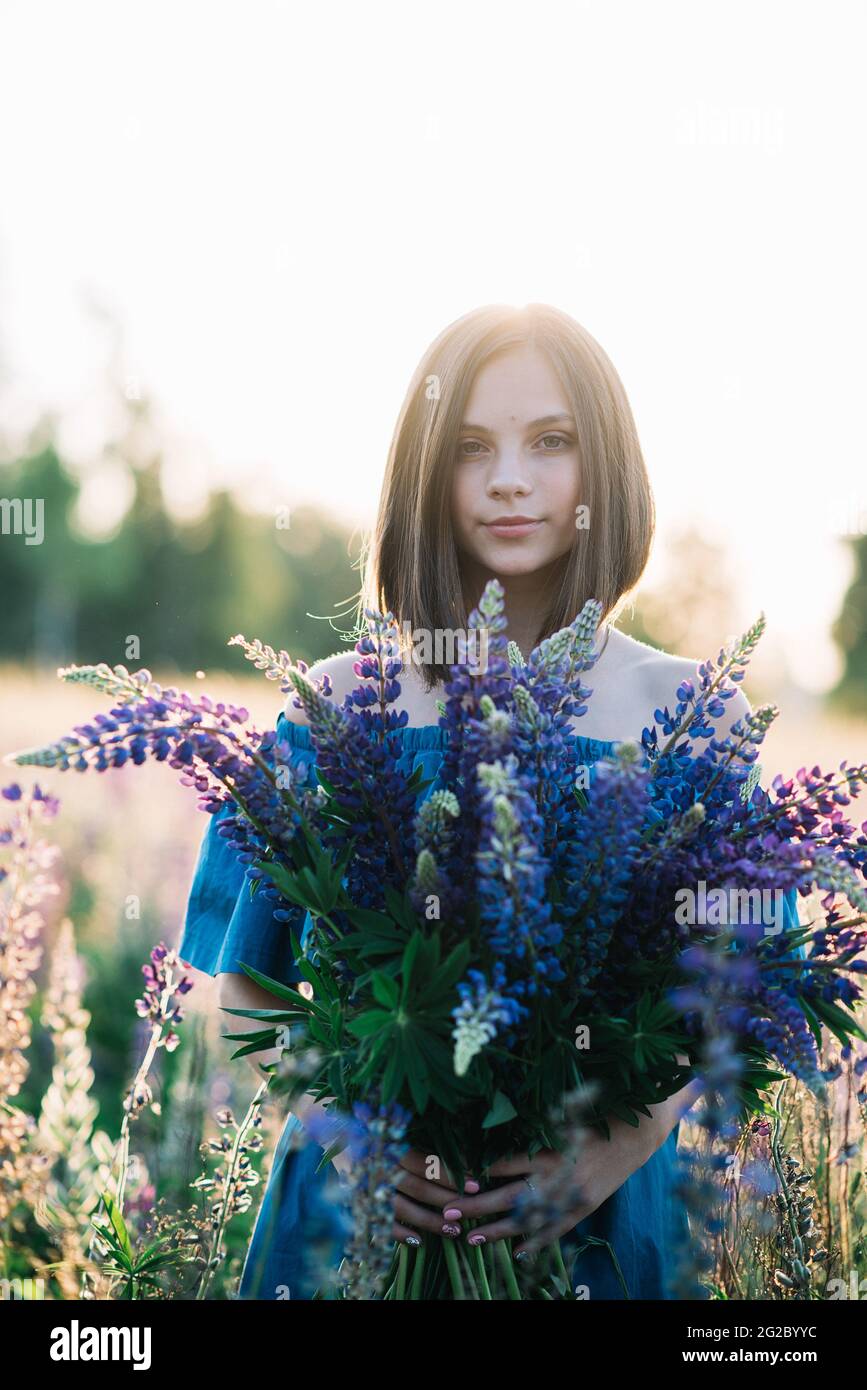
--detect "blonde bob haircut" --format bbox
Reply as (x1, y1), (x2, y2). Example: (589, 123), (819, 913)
(360, 302), (655, 692)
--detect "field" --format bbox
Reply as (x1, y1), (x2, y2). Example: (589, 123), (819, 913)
(1, 658), (865, 1300)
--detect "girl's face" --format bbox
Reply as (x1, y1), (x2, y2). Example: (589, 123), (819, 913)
(450, 344), (582, 581)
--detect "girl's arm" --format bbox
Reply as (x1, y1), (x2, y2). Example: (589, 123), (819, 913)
(217, 974), (342, 1153)
(217, 971), (286, 1073)
(215, 972), (455, 1235)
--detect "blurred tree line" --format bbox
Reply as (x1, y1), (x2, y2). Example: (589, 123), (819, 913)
(0, 407), (363, 676)
(621, 527), (866, 715)
(831, 532), (867, 713)
(1, 393), (864, 711)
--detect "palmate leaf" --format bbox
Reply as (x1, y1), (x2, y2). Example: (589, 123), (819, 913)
(372, 971), (400, 1009)
(343, 906), (406, 933)
(801, 992), (867, 1047)
(93, 1192), (180, 1296)
(482, 1090), (518, 1129)
(95, 1191), (133, 1267)
(132, 1247), (177, 1274)
(258, 860), (339, 917)
(341, 934), (481, 1113)
(225, 1033), (283, 1061)
(400, 1029), (433, 1112)
(238, 963), (329, 1018)
(413, 1030), (472, 1105)
(400, 933), (422, 1000)
(347, 1009), (393, 1038)
(415, 941), (472, 1008)
(799, 995), (824, 1049)
(384, 882), (422, 933)
(253, 825), (352, 917)
(381, 1038), (406, 1103)
(339, 909), (410, 963)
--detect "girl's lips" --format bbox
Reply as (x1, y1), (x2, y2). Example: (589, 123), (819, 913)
(483, 520), (542, 539)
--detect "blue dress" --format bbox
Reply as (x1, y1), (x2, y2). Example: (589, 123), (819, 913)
(179, 713), (802, 1300)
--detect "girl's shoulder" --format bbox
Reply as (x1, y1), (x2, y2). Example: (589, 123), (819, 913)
(282, 648), (359, 727)
(600, 628), (752, 748)
(283, 647), (447, 728)
(282, 631), (753, 749)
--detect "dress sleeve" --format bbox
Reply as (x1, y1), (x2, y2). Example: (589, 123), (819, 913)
(780, 884), (807, 961)
(177, 713), (318, 981)
(756, 773), (807, 962)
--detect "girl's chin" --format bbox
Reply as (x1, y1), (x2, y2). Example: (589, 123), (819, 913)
(470, 543), (558, 574)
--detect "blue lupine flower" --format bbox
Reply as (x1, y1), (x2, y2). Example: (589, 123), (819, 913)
(451, 964), (525, 1075)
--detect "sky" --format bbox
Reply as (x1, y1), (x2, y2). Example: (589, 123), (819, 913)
(0, 0), (864, 692)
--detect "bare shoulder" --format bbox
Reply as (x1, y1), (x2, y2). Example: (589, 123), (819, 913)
(281, 648), (360, 727)
(283, 648), (444, 729)
(607, 629), (752, 743)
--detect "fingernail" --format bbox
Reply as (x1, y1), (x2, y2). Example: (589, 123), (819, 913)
(442, 1223), (461, 1237)
(405, 1235), (421, 1247)
(514, 1249), (531, 1262)
(443, 1207), (462, 1220)
(464, 1180), (480, 1194)
(467, 1233), (486, 1246)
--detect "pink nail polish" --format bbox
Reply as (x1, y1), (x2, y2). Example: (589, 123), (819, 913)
(465, 1180), (480, 1194)
(442, 1222), (461, 1237)
(443, 1207), (462, 1220)
(468, 1232), (486, 1246)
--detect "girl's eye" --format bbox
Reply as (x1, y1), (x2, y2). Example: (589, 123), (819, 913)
(457, 434), (572, 458)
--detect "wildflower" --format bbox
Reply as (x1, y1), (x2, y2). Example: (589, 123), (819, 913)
(451, 966), (524, 1076)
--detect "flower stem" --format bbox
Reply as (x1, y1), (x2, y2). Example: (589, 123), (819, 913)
(552, 1239), (570, 1287)
(196, 1078), (269, 1300)
(395, 1243), (408, 1300)
(494, 1239), (522, 1300)
(442, 1237), (467, 1299)
(472, 1243), (493, 1299)
(409, 1239), (426, 1299)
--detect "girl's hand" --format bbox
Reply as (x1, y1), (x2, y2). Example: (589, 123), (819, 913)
(446, 1109), (676, 1255)
(333, 1146), (480, 1244)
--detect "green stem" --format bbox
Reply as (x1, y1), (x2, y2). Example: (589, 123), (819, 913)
(442, 1237), (467, 1300)
(572, 1235), (631, 1299)
(494, 1239), (522, 1300)
(473, 1243), (493, 1299)
(457, 1241), (480, 1299)
(395, 1243), (408, 1301)
(197, 1078), (269, 1300)
(482, 1237), (498, 1296)
(409, 1240), (426, 1299)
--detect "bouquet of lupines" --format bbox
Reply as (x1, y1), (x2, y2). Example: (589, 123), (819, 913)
(8, 579), (867, 1300)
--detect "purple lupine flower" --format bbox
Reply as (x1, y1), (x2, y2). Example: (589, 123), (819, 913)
(134, 942), (194, 1051)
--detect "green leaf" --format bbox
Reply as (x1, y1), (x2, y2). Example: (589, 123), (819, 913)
(481, 1091), (518, 1129)
(400, 933), (423, 1002)
(371, 972), (400, 1010)
(380, 1043), (406, 1104)
(346, 1009), (393, 1038)
(384, 883), (420, 932)
(806, 994), (867, 1045)
(99, 1191), (133, 1264)
(227, 1036), (280, 1061)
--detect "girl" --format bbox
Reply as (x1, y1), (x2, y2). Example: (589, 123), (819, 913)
(180, 302), (799, 1299)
